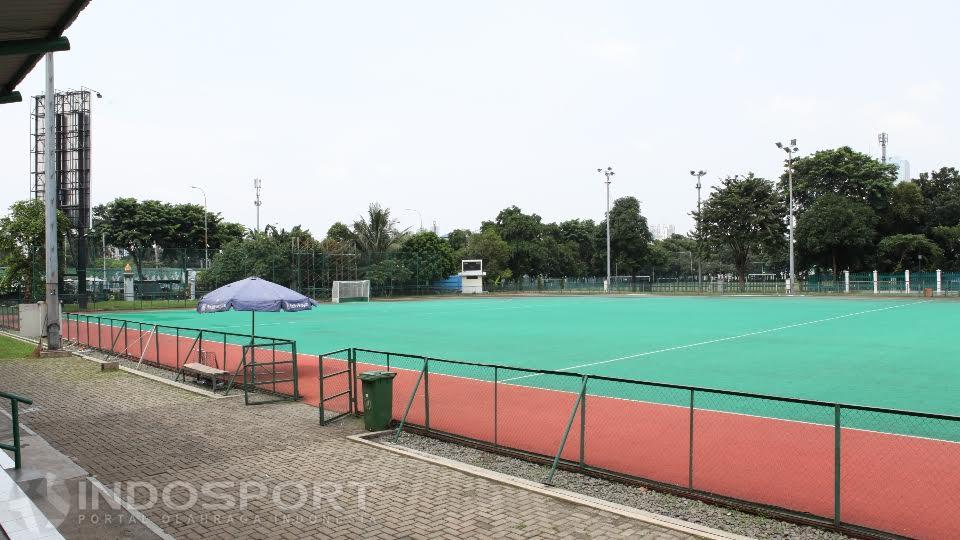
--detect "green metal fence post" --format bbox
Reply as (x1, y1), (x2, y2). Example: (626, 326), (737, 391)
(242, 346), (250, 406)
(291, 341), (299, 400)
(11, 399), (21, 469)
(350, 349), (358, 415)
(834, 404), (841, 528)
(579, 376), (587, 468)
(545, 375), (588, 485)
(423, 357), (430, 432)
(689, 389), (695, 489)
(493, 366), (499, 448)
(175, 327), (180, 368)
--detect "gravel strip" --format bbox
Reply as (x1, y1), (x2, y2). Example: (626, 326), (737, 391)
(380, 431), (847, 540)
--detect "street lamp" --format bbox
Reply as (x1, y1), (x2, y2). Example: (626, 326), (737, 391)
(404, 208), (424, 232)
(775, 139), (799, 295)
(189, 185), (208, 268)
(597, 167), (615, 292)
(690, 170), (706, 292)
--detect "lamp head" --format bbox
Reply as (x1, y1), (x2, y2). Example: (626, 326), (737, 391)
(775, 141), (783, 149)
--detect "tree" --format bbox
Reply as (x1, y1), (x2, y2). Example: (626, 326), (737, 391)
(655, 234), (698, 275)
(0, 200), (71, 300)
(605, 196), (653, 277)
(786, 146), (897, 212)
(557, 219), (597, 277)
(915, 167), (960, 229)
(325, 222), (354, 243)
(352, 203), (407, 260)
(877, 234), (942, 272)
(446, 229), (471, 252)
(881, 182), (925, 235)
(929, 225), (960, 271)
(213, 221), (247, 247)
(93, 198), (174, 279)
(697, 174), (787, 289)
(201, 234), (292, 289)
(795, 194), (877, 277)
(490, 206), (545, 277)
(398, 231), (457, 285)
(462, 228), (512, 285)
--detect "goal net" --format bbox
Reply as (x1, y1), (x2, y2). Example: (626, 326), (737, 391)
(332, 280), (370, 303)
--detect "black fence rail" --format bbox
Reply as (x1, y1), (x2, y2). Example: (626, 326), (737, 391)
(61, 312), (298, 404)
(0, 304), (19, 331)
(324, 347), (960, 540)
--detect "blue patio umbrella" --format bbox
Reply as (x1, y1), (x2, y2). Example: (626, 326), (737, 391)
(196, 276), (318, 340)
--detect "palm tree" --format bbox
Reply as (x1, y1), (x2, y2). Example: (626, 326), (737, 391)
(353, 203), (407, 261)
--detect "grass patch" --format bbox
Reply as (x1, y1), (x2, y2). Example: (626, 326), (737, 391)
(0, 334), (37, 358)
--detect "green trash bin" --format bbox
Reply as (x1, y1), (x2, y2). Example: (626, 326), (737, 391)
(358, 370), (397, 431)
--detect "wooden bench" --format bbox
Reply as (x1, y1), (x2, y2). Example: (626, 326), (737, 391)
(180, 362), (229, 388)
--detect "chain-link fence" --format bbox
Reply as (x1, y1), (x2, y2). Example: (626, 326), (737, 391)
(0, 304), (18, 331)
(316, 347), (960, 539)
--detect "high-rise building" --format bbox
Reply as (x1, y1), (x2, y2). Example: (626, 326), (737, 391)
(888, 156), (911, 182)
(651, 224), (675, 241)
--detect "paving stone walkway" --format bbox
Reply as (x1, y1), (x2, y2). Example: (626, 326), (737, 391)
(0, 356), (696, 539)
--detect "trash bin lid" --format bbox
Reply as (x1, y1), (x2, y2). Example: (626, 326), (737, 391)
(358, 370), (397, 381)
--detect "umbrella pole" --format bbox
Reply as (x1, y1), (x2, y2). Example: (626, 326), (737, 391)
(251, 311), (255, 345)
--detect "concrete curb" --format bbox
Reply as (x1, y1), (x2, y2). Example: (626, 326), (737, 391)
(348, 432), (753, 540)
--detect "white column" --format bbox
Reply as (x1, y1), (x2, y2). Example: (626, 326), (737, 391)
(843, 270), (850, 293)
(936, 269), (942, 295)
(43, 53), (61, 349)
(873, 270), (878, 294)
(905, 269), (910, 294)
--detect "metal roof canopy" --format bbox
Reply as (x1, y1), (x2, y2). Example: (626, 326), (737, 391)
(0, 0), (91, 104)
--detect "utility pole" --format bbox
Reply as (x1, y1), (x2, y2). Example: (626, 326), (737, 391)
(690, 170), (706, 293)
(43, 52), (61, 349)
(254, 178), (262, 232)
(878, 132), (888, 163)
(776, 140), (799, 295)
(190, 186), (208, 268)
(597, 167), (615, 292)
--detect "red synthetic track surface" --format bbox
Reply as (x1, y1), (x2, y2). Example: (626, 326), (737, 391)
(66, 320), (959, 538)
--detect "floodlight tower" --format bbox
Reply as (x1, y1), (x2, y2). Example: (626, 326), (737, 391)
(254, 178), (262, 232)
(878, 132), (889, 163)
(597, 167), (615, 292)
(690, 170), (707, 292)
(775, 139), (799, 295)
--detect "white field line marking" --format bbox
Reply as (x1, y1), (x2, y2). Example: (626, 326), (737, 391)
(502, 300), (931, 383)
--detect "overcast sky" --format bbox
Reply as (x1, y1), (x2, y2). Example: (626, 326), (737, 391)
(1, 1), (956, 237)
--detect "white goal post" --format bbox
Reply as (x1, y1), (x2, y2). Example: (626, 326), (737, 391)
(332, 280), (371, 303)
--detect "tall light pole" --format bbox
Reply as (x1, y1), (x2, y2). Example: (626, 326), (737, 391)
(43, 52), (61, 349)
(598, 167), (615, 291)
(690, 170), (706, 292)
(189, 185), (208, 268)
(254, 178), (263, 232)
(404, 208), (423, 231)
(776, 139), (799, 295)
